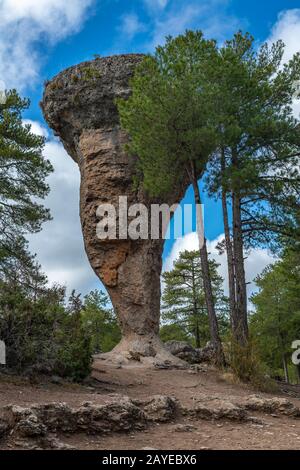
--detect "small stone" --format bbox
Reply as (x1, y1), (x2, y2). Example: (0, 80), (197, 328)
(171, 423), (196, 432)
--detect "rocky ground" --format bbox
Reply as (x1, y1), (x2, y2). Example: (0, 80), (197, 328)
(0, 359), (300, 450)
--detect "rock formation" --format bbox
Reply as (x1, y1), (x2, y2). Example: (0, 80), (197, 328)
(41, 54), (188, 365)
(164, 341), (216, 364)
(0, 395), (178, 449)
(1, 392), (299, 449)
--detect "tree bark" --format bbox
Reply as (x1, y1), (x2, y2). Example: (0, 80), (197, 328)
(190, 161), (225, 367)
(282, 353), (290, 383)
(231, 149), (248, 345)
(191, 258), (201, 348)
(296, 364), (300, 384)
(220, 147), (237, 332)
(195, 320), (201, 349)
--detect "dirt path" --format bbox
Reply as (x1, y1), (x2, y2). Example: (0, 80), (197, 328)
(0, 362), (300, 450)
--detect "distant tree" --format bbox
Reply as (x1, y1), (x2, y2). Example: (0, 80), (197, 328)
(0, 236), (48, 297)
(251, 250), (300, 383)
(159, 323), (191, 343)
(81, 290), (121, 353)
(162, 250), (229, 348)
(0, 89), (52, 274)
(67, 290), (83, 315)
(118, 31), (225, 365)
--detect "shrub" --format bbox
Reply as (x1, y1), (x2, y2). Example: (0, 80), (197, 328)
(227, 336), (277, 392)
(52, 311), (92, 381)
(81, 290), (121, 354)
(0, 282), (92, 381)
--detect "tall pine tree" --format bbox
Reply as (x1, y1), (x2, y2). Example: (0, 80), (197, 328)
(204, 33), (300, 345)
(0, 89), (53, 275)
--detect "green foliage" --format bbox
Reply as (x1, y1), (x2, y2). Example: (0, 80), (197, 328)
(0, 268), (92, 381)
(250, 250), (300, 382)
(55, 295), (92, 381)
(228, 335), (277, 392)
(162, 250), (229, 347)
(81, 290), (121, 353)
(117, 30), (218, 197)
(204, 31), (300, 249)
(159, 324), (191, 343)
(70, 66), (101, 86)
(0, 89), (53, 275)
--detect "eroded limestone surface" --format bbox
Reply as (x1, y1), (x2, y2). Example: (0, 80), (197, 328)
(41, 54), (188, 364)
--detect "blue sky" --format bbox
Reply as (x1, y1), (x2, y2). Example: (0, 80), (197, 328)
(22, 0), (299, 122)
(1, 0), (299, 298)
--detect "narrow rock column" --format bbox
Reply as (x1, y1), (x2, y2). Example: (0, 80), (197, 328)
(78, 126), (167, 359)
(41, 54), (186, 364)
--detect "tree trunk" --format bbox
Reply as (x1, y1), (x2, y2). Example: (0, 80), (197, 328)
(282, 353), (290, 383)
(190, 162), (225, 367)
(195, 320), (201, 349)
(191, 259), (201, 348)
(221, 148), (237, 332)
(296, 364), (300, 384)
(231, 150), (248, 346)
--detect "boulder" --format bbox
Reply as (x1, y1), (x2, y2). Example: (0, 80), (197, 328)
(0, 394), (178, 444)
(164, 341), (216, 364)
(242, 395), (300, 417)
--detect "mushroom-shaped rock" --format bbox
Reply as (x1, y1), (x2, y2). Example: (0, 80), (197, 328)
(41, 54), (187, 365)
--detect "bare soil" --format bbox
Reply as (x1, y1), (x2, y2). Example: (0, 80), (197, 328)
(1, 360), (300, 450)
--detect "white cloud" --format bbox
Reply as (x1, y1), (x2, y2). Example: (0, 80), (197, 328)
(0, 0), (94, 90)
(111, 1), (241, 56)
(145, 0), (242, 50)
(268, 9), (300, 118)
(292, 99), (300, 119)
(163, 232), (275, 301)
(144, 0), (169, 12)
(26, 121), (100, 296)
(119, 13), (146, 40)
(268, 9), (300, 64)
(149, 3), (202, 47)
(23, 119), (49, 139)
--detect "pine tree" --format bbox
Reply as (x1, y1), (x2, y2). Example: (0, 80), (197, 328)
(251, 250), (300, 383)
(162, 250), (229, 349)
(204, 32), (300, 345)
(81, 290), (121, 353)
(0, 89), (53, 274)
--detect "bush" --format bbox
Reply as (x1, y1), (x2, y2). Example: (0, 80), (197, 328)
(81, 290), (121, 354)
(0, 282), (92, 381)
(52, 311), (92, 381)
(227, 336), (277, 392)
